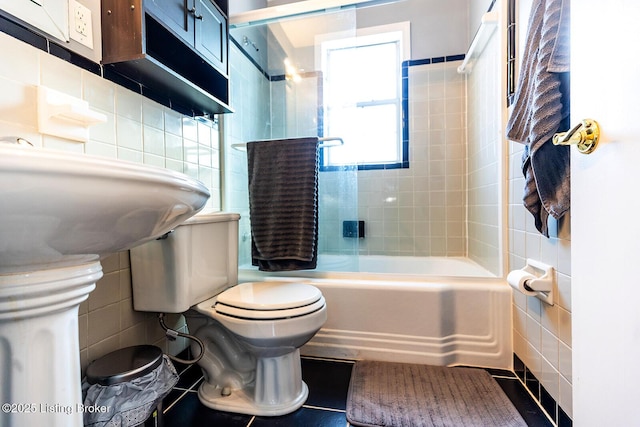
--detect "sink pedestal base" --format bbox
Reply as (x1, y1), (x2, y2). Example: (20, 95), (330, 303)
(0, 258), (103, 427)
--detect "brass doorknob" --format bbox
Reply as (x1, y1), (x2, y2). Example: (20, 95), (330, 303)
(552, 119), (600, 154)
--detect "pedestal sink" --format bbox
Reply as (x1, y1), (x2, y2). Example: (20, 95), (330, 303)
(0, 144), (210, 427)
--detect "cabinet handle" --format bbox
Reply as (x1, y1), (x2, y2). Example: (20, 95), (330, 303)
(187, 6), (203, 20)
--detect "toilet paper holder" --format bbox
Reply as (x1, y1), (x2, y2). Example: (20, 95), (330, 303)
(516, 259), (554, 305)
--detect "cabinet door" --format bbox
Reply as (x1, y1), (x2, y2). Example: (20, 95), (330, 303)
(146, 0), (191, 45)
(194, 0), (227, 74)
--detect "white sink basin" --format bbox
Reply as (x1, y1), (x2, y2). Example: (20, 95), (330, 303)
(0, 143), (210, 426)
(0, 144), (210, 272)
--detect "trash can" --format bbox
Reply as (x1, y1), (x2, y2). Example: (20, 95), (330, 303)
(82, 345), (179, 427)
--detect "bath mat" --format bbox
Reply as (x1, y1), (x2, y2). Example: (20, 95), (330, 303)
(346, 361), (526, 427)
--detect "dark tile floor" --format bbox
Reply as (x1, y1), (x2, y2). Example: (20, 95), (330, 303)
(148, 357), (555, 427)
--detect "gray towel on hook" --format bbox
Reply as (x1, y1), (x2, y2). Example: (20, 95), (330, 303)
(247, 137), (319, 271)
(506, 0), (570, 237)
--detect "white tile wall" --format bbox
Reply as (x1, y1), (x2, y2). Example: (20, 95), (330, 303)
(0, 31), (222, 370)
(78, 252), (188, 372)
(357, 60), (467, 257)
(506, 0), (573, 418)
(509, 142), (573, 417)
(225, 43), (272, 265)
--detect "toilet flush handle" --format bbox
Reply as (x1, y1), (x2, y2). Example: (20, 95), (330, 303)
(156, 230), (174, 240)
(0, 136), (33, 146)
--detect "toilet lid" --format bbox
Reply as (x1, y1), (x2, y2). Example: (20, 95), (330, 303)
(214, 281), (325, 320)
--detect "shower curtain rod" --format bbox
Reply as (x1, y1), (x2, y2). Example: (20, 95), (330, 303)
(231, 137), (344, 152)
(230, 0), (405, 27)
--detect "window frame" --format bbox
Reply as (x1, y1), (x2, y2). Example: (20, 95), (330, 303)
(318, 22), (411, 171)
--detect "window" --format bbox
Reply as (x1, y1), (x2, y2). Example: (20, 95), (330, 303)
(321, 27), (408, 170)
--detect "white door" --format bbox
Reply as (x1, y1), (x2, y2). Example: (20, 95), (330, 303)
(571, 1), (640, 425)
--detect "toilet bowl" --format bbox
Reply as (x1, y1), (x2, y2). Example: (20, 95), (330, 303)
(130, 212), (327, 416)
(186, 281), (327, 414)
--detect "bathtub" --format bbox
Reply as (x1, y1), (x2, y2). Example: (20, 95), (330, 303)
(239, 255), (512, 369)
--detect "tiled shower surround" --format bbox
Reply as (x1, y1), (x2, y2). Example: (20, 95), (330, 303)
(225, 44), (477, 263)
(360, 59), (468, 257)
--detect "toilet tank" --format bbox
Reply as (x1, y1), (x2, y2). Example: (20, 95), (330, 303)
(130, 211), (240, 313)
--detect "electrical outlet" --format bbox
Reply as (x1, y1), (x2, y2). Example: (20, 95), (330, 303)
(69, 0), (93, 49)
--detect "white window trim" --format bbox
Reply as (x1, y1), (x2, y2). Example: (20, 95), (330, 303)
(318, 22), (410, 168)
(316, 21), (411, 66)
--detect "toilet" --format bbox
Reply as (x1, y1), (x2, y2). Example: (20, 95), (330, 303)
(129, 212), (327, 416)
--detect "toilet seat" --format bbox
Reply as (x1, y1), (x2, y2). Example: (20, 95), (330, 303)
(214, 282), (325, 320)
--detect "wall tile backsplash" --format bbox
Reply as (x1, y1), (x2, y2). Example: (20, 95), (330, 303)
(0, 30), (221, 370)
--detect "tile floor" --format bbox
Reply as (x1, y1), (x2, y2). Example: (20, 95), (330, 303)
(145, 356), (556, 427)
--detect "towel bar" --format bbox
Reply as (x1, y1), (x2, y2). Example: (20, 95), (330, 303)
(231, 137), (344, 151)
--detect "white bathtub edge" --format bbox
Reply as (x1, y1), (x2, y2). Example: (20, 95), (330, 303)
(301, 287), (512, 369)
(239, 272), (513, 370)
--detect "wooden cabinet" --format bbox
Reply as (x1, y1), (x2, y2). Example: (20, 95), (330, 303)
(145, 1), (190, 44)
(145, 0), (227, 73)
(101, 0), (231, 115)
(194, 0), (227, 73)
